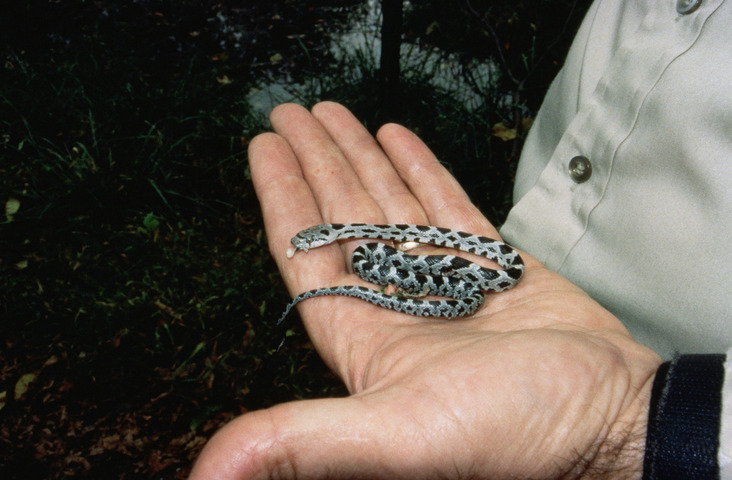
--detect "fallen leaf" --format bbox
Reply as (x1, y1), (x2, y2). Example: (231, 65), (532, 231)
(43, 355), (60, 367)
(216, 75), (233, 85)
(14, 373), (37, 400)
(5, 197), (20, 221)
(58, 380), (74, 393)
(101, 434), (121, 451)
(492, 122), (517, 142)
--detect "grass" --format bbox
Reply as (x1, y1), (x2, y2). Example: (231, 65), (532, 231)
(0, 16), (346, 476)
(0, 0), (585, 477)
(0, 47), (324, 477)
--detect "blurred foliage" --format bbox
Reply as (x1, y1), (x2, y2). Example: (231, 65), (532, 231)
(399, 0), (592, 215)
(0, 0), (355, 477)
(403, 0), (592, 109)
(0, 0), (364, 78)
(312, 0), (591, 220)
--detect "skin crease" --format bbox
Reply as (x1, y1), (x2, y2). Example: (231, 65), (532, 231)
(188, 102), (663, 480)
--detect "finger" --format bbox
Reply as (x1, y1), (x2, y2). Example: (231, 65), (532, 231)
(249, 131), (381, 371)
(269, 103), (385, 225)
(249, 132), (347, 292)
(188, 397), (417, 480)
(376, 123), (502, 240)
(250, 108), (411, 368)
(311, 101), (429, 224)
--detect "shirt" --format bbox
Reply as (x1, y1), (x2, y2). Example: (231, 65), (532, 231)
(498, 0), (731, 475)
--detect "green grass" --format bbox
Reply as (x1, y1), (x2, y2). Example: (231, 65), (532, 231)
(0, 36), (345, 477)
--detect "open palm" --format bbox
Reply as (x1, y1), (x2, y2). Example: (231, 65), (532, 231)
(189, 102), (662, 480)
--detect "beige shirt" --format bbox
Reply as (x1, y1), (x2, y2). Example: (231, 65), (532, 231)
(498, 0), (731, 472)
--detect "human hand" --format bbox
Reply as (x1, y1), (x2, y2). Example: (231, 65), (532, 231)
(188, 102), (663, 479)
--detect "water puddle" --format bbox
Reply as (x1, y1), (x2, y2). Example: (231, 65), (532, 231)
(246, 0), (497, 119)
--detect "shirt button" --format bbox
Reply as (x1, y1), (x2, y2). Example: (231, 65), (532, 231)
(568, 156), (592, 183)
(677, 0), (702, 14)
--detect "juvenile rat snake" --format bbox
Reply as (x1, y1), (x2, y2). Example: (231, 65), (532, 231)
(278, 223), (524, 325)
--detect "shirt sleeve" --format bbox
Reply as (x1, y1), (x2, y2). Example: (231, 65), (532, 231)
(499, 0), (732, 358)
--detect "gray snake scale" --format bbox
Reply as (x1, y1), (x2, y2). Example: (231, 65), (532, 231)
(278, 224), (525, 325)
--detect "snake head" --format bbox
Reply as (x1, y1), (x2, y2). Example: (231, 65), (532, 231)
(287, 224), (338, 258)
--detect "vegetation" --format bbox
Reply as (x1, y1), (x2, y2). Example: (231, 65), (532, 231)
(0, 0), (589, 477)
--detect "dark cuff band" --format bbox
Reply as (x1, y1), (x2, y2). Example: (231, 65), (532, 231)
(643, 354), (726, 480)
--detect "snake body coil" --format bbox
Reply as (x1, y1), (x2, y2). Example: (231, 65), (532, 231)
(278, 224), (524, 325)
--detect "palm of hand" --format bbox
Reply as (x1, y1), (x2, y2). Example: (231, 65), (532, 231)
(188, 102), (661, 480)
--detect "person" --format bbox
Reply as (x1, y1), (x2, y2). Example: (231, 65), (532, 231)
(189, 0), (731, 477)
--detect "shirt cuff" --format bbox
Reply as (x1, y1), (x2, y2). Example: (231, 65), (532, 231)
(720, 350), (732, 480)
(643, 354), (726, 479)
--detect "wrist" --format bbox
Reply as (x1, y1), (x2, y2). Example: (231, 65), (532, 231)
(563, 344), (661, 480)
(570, 353), (726, 480)
(573, 380), (653, 479)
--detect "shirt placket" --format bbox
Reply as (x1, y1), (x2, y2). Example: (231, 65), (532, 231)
(531, 0), (720, 270)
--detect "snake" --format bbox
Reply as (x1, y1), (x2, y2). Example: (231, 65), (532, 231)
(277, 224), (524, 325)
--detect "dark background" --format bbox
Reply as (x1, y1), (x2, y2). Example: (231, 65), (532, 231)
(0, 1), (590, 477)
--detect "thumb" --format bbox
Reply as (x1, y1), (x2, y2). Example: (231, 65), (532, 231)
(188, 397), (399, 480)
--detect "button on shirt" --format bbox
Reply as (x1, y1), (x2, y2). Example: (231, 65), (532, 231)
(501, 0), (731, 356)
(499, 0), (731, 472)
